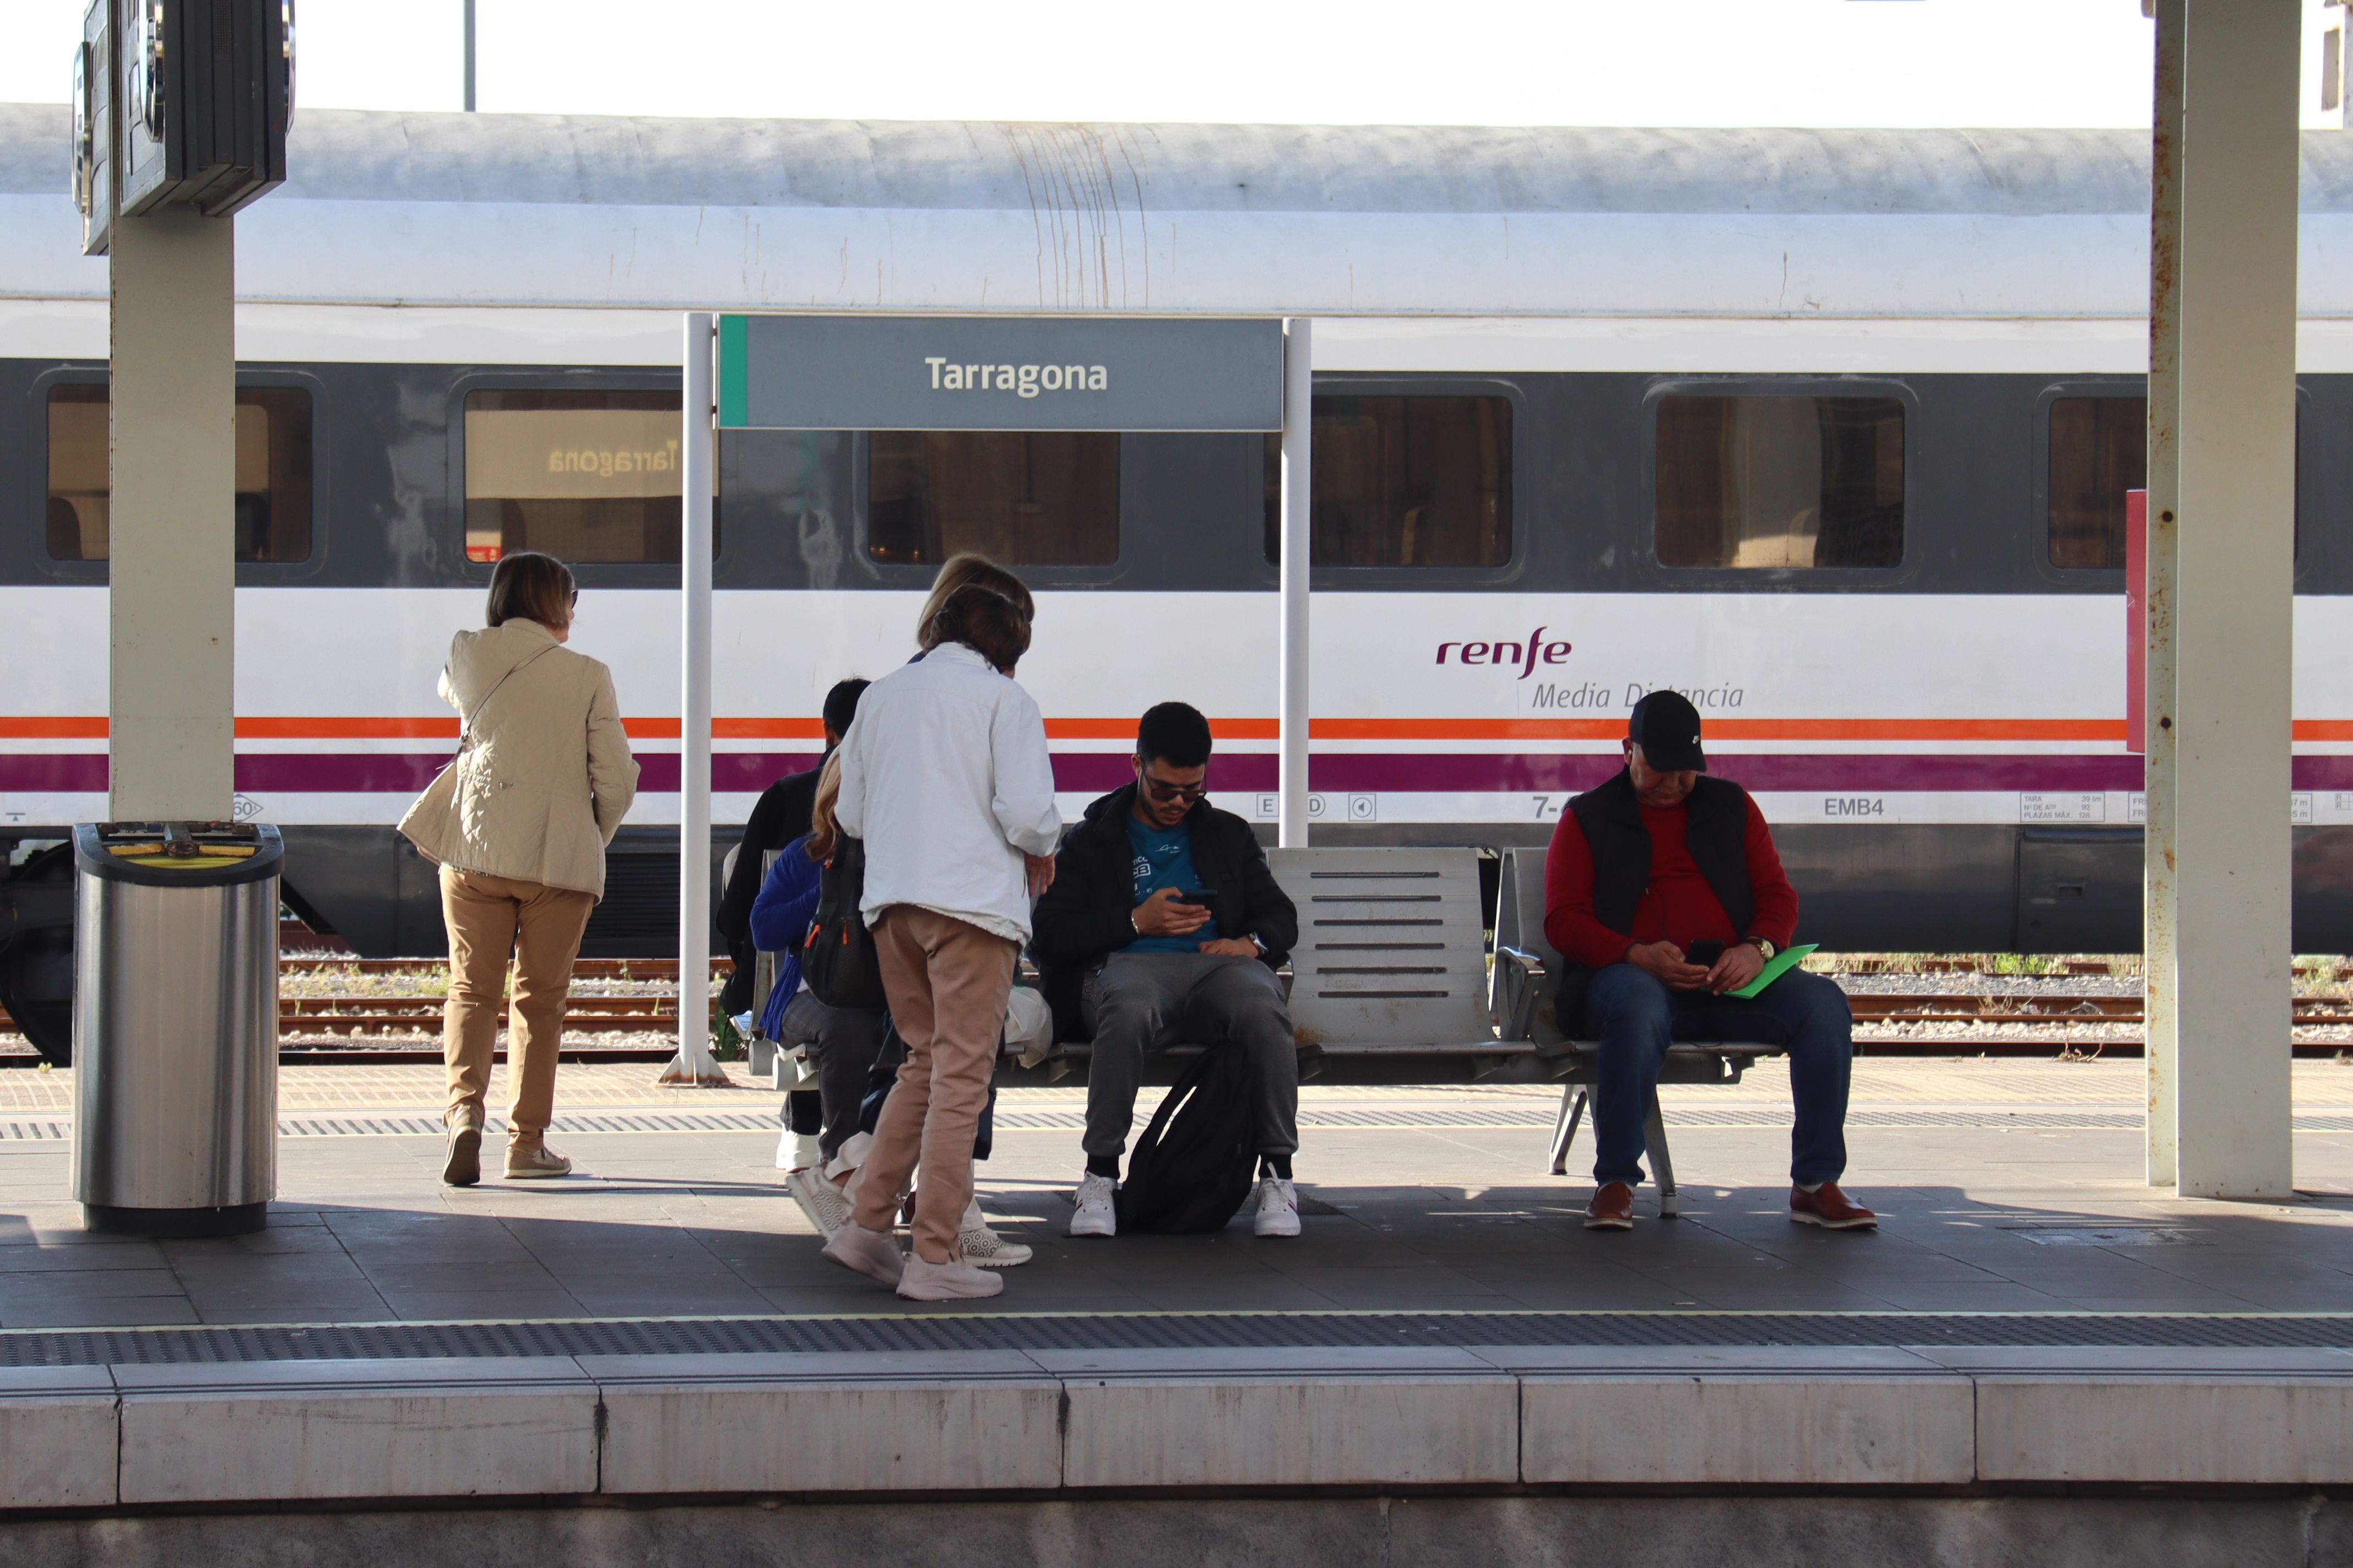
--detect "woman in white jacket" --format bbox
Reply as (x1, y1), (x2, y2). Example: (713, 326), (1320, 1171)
(821, 577), (1061, 1301)
(398, 552), (638, 1186)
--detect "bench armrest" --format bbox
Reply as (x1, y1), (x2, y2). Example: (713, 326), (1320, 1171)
(1494, 945), (1546, 1043)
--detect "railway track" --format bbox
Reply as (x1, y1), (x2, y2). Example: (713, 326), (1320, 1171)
(5, 956), (2350, 1060)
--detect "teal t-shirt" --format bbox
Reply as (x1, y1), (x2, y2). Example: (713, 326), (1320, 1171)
(1125, 815), (1210, 954)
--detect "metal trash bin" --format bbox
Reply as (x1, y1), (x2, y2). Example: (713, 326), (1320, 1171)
(72, 822), (280, 1236)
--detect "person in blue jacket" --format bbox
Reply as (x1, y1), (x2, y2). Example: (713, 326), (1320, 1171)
(749, 757), (888, 1225)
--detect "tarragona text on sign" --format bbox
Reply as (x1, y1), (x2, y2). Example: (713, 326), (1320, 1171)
(924, 360), (1108, 397)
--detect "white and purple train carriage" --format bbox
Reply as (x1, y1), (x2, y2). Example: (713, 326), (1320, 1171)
(3, 105), (2352, 1052)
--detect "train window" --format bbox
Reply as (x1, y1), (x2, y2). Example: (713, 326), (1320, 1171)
(46, 384), (313, 562)
(1260, 395), (1514, 566)
(866, 431), (1119, 565)
(463, 389), (701, 564)
(1654, 395), (1905, 569)
(2048, 397), (2145, 569)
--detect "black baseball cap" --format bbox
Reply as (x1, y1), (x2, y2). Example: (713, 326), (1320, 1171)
(1628, 690), (1707, 773)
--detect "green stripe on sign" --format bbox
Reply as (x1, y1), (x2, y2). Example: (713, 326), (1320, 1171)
(717, 314), (749, 427)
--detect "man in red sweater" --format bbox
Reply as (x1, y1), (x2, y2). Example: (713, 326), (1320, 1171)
(1543, 690), (1875, 1233)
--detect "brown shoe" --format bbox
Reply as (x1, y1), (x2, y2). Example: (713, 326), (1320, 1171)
(504, 1140), (573, 1180)
(441, 1125), (481, 1187)
(1582, 1181), (1635, 1230)
(1791, 1181), (1877, 1230)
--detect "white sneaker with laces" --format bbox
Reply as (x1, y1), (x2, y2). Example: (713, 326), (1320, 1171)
(1253, 1176), (1301, 1238)
(896, 1252), (1005, 1301)
(958, 1196), (1033, 1267)
(1067, 1172), (1118, 1238)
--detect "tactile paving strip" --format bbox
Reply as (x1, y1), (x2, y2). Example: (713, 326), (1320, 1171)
(42, 1108), (2353, 1140)
(0, 1310), (2349, 1368)
(0, 1109), (2350, 1140)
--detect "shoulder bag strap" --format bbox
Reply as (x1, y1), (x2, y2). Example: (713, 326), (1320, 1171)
(453, 643), (561, 752)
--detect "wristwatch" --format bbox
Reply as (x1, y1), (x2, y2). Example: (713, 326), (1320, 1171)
(1744, 936), (1777, 961)
(1248, 931), (1269, 956)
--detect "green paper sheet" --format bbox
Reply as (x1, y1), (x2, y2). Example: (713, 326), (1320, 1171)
(1727, 942), (1818, 999)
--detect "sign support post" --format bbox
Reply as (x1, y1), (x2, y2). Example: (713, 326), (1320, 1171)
(1278, 318), (1313, 848)
(662, 311), (724, 1087)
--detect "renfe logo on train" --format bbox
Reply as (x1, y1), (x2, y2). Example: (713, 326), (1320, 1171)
(1435, 628), (1572, 678)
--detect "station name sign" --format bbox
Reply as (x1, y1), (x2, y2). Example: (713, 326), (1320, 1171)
(718, 314), (1284, 432)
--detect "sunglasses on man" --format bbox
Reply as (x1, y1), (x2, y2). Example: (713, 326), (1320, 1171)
(1141, 775), (1207, 805)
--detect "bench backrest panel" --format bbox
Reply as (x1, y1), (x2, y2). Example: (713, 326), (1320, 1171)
(1271, 847), (1490, 1048)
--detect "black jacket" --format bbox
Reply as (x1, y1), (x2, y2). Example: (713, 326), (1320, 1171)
(717, 761), (823, 1014)
(1029, 784), (1299, 1044)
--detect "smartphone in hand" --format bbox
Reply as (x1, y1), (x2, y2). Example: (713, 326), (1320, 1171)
(1683, 939), (1726, 968)
(1171, 888), (1217, 908)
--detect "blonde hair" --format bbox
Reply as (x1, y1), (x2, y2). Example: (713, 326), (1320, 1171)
(915, 553), (1033, 650)
(805, 752), (844, 862)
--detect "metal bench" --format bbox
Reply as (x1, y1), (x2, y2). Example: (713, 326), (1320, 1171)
(1490, 846), (1784, 1217)
(995, 844), (1521, 1087)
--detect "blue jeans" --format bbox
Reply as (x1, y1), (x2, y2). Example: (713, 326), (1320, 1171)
(1584, 962), (1853, 1187)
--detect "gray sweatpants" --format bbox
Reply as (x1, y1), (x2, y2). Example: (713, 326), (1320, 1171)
(1081, 952), (1300, 1163)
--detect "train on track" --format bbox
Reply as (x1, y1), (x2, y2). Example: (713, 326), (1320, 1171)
(4, 105), (2353, 1054)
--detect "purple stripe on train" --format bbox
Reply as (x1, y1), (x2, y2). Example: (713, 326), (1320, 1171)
(10, 752), (2353, 796)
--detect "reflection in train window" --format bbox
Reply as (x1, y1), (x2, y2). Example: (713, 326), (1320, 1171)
(464, 389), (703, 564)
(47, 384), (314, 562)
(867, 431), (1119, 565)
(2048, 397), (2146, 569)
(1261, 396), (1514, 566)
(1655, 395), (1905, 569)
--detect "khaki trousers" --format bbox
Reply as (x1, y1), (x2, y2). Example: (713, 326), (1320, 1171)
(440, 865), (595, 1141)
(850, 906), (1016, 1263)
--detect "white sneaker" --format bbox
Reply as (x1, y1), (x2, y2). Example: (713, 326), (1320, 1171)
(786, 1166), (853, 1240)
(1253, 1176), (1301, 1238)
(774, 1126), (823, 1171)
(897, 1252), (1005, 1301)
(1068, 1173), (1118, 1238)
(958, 1196), (1033, 1267)
(820, 1222), (904, 1286)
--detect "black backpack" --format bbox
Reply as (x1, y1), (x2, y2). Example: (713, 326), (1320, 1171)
(800, 835), (887, 1011)
(1113, 1044), (1258, 1234)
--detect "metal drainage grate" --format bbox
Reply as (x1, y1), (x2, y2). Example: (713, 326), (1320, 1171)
(0, 1311), (2348, 1369)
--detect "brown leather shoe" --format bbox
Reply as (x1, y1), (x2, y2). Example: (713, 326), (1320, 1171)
(1582, 1181), (1635, 1230)
(1790, 1181), (1877, 1230)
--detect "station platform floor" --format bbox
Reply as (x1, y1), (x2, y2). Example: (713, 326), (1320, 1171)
(0, 1056), (2350, 1539)
(0, 1056), (2347, 1327)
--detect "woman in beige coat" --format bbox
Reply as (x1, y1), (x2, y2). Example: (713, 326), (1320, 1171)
(398, 552), (638, 1186)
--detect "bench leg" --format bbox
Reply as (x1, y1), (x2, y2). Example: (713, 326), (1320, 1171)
(1548, 1086), (1587, 1177)
(1644, 1092), (1679, 1218)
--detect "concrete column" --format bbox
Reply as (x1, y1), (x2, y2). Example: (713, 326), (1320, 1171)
(106, 209), (236, 823)
(2144, 0), (2183, 1188)
(1277, 318), (1311, 848)
(2168, 0), (2300, 1198)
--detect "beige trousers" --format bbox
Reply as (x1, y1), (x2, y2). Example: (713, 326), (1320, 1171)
(850, 905), (1016, 1263)
(440, 865), (595, 1141)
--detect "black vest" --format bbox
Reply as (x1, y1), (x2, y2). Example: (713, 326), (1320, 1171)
(1567, 769), (1755, 938)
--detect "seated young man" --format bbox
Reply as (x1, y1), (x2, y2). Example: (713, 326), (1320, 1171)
(1544, 689), (1875, 1233)
(1031, 702), (1304, 1238)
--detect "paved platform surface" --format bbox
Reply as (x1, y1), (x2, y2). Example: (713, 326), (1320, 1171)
(0, 1059), (2347, 1328)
